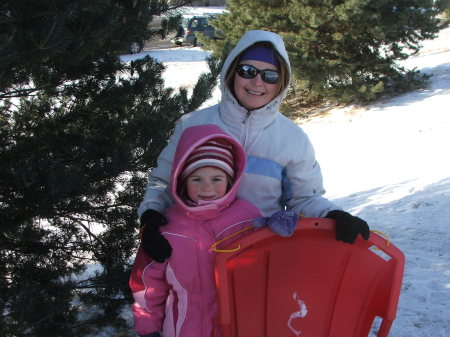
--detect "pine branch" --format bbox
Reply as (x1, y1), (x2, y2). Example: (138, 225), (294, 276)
(0, 87), (45, 99)
(0, 11), (54, 24)
(30, 19), (58, 51)
(66, 215), (107, 249)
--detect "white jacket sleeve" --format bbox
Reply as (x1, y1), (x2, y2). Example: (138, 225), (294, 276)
(284, 132), (342, 218)
(137, 120), (184, 217)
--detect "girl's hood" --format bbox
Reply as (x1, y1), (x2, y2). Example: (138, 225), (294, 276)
(170, 124), (247, 219)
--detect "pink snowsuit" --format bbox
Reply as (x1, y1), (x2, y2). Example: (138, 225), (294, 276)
(129, 124), (262, 337)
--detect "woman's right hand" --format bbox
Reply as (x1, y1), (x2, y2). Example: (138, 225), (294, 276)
(253, 210), (298, 237)
(140, 210), (172, 263)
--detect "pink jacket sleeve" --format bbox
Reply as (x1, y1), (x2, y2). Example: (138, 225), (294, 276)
(129, 246), (169, 336)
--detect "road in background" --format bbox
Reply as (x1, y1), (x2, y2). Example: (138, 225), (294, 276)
(144, 38), (177, 50)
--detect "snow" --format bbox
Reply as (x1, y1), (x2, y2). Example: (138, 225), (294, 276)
(121, 26), (450, 336)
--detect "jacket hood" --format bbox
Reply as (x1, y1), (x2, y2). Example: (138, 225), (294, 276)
(220, 30), (292, 102)
(169, 124), (247, 219)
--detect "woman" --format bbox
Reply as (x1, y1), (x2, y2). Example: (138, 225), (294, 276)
(138, 30), (370, 262)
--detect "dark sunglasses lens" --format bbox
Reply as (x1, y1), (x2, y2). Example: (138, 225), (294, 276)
(237, 65), (279, 84)
(262, 70), (279, 84)
(237, 65), (258, 79)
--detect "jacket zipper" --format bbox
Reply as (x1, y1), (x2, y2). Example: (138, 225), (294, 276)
(242, 110), (252, 124)
(241, 110), (252, 148)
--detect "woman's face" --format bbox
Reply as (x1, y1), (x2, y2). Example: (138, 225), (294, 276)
(233, 60), (280, 111)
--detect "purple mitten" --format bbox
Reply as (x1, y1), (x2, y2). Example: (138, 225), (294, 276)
(267, 210), (298, 237)
(253, 216), (269, 228)
(253, 211), (298, 237)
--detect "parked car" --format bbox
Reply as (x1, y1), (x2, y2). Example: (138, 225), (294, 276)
(173, 15), (221, 46)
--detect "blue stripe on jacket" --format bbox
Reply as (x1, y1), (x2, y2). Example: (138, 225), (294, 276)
(245, 156), (283, 180)
(245, 156), (292, 208)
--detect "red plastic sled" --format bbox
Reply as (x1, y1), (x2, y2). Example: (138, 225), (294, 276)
(214, 218), (405, 337)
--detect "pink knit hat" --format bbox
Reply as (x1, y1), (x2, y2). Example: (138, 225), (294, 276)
(180, 139), (235, 180)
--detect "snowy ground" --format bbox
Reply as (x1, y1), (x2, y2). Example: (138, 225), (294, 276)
(121, 26), (450, 336)
(299, 35), (450, 336)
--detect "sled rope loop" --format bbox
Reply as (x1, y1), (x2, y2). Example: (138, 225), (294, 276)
(211, 219), (391, 253)
(211, 213), (305, 253)
(211, 226), (254, 253)
(371, 230), (391, 247)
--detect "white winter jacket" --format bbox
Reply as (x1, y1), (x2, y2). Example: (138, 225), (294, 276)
(138, 30), (340, 218)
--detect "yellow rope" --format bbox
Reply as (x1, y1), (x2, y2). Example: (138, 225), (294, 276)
(211, 226), (254, 253)
(371, 230), (391, 247)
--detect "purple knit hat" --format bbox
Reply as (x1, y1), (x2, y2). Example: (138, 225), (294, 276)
(239, 45), (280, 68)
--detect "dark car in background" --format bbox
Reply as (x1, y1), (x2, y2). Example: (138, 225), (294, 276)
(173, 15), (221, 46)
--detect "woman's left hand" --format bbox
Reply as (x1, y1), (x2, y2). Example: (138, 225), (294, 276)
(326, 210), (370, 244)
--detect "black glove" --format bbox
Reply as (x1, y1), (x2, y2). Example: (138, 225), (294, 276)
(140, 209), (172, 263)
(326, 210), (370, 244)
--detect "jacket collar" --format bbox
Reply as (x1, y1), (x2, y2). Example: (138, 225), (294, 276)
(219, 87), (283, 130)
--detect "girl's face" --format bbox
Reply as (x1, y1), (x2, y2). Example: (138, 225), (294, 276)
(186, 166), (229, 203)
(233, 59), (279, 111)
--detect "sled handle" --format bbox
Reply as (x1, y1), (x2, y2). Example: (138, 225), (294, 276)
(211, 226), (254, 253)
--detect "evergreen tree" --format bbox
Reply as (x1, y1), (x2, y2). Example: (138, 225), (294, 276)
(0, 0), (220, 335)
(204, 0), (448, 109)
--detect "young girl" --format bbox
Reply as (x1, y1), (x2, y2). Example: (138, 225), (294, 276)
(138, 30), (370, 262)
(129, 124), (262, 337)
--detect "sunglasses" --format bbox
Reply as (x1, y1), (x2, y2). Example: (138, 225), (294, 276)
(236, 64), (280, 84)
